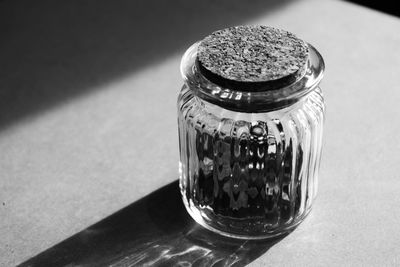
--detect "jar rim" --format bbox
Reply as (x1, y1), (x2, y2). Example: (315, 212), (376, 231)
(180, 41), (325, 112)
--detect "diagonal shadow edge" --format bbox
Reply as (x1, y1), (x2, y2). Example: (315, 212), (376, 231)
(0, 0), (294, 132)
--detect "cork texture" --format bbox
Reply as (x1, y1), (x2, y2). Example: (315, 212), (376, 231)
(197, 25), (309, 84)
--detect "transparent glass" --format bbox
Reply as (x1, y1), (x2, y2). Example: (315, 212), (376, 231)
(177, 42), (325, 239)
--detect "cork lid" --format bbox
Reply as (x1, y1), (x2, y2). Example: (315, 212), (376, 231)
(197, 25), (309, 91)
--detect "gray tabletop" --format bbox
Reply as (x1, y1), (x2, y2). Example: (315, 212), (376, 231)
(1, 0), (400, 266)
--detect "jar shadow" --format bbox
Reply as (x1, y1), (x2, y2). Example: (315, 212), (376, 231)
(19, 181), (288, 266)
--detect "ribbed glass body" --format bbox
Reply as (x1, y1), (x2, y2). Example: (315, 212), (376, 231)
(177, 42), (325, 239)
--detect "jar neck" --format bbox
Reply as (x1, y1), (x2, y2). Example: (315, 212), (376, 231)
(180, 42), (325, 113)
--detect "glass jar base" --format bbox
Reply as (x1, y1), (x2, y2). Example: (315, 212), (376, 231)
(182, 196), (312, 240)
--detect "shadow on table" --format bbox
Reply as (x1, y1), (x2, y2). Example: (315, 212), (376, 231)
(19, 181), (287, 266)
(0, 0), (293, 132)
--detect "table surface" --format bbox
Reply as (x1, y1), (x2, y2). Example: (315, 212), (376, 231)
(1, 0), (400, 266)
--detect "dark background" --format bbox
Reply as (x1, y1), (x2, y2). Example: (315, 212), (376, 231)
(347, 0), (400, 17)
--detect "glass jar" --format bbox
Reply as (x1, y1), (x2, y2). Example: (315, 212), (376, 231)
(177, 26), (325, 239)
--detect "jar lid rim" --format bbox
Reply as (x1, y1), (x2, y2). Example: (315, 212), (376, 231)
(180, 41), (325, 112)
